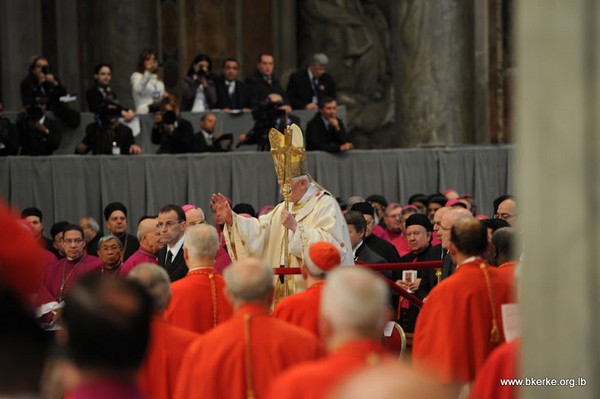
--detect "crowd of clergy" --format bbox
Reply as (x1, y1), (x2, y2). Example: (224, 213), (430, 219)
(1, 189), (520, 399)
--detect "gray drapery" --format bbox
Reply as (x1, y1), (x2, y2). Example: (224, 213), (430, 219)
(0, 145), (513, 232)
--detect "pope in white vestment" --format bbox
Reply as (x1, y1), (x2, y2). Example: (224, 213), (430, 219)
(211, 125), (353, 301)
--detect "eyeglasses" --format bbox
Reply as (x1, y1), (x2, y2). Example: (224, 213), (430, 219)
(157, 220), (182, 229)
(99, 245), (121, 251)
(64, 238), (84, 245)
(187, 220), (206, 226)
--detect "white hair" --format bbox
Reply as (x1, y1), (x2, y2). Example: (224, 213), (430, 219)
(128, 263), (171, 312)
(310, 53), (329, 66)
(291, 175), (309, 184)
(183, 224), (219, 259)
(224, 258), (274, 303)
(321, 267), (388, 334)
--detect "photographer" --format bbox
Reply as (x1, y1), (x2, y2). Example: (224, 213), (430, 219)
(20, 56), (80, 128)
(17, 98), (61, 156)
(150, 95), (195, 154)
(75, 104), (141, 155)
(180, 53), (217, 112)
(130, 49), (166, 114)
(86, 63), (135, 122)
(0, 100), (19, 156)
(238, 93), (297, 151)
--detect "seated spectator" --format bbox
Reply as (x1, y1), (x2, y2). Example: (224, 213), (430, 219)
(20, 56), (80, 128)
(306, 97), (352, 153)
(16, 98), (61, 156)
(193, 112), (232, 152)
(238, 93), (299, 151)
(151, 95), (195, 154)
(213, 57), (251, 112)
(244, 53), (286, 108)
(131, 49), (166, 114)
(180, 53), (217, 112)
(75, 104), (142, 155)
(86, 63), (135, 121)
(286, 53), (336, 110)
(0, 100), (19, 156)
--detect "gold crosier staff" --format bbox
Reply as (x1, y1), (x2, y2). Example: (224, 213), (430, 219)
(269, 125), (305, 298)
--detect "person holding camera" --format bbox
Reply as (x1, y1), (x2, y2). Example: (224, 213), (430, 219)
(75, 104), (141, 155)
(86, 63), (135, 122)
(151, 95), (195, 154)
(131, 49), (166, 114)
(237, 93), (298, 151)
(0, 100), (19, 156)
(180, 53), (217, 112)
(20, 56), (80, 128)
(16, 97), (61, 156)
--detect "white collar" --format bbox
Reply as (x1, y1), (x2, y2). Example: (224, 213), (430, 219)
(295, 182), (317, 206)
(167, 235), (185, 258)
(457, 256), (483, 268)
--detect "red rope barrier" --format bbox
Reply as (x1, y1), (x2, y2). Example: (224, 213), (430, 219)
(271, 260), (442, 308)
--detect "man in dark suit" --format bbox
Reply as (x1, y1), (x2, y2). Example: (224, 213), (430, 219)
(156, 204), (188, 282)
(193, 113), (232, 152)
(395, 214), (442, 332)
(345, 211), (386, 265)
(350, 202), (401, 263)
(286, 53), (336, 110)
(17, 100), (61, 156)
(150, 96), (195, 154)
(103, 202), (139, 262)
(238, 93), (298, 151)
(305, 97), (353, 153)
(244, 53), (286, 108)
(214, 58), (252, 112)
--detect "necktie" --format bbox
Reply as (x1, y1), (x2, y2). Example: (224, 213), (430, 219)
(226, 80), (235, 99)
(264, 75), (272, 85)
(165, 250), (173, 270)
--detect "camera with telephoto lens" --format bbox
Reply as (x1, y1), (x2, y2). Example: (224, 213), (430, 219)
(41, 65), (49, 75)
(163, 110), (177, 125)
(99, 104), (121, 127)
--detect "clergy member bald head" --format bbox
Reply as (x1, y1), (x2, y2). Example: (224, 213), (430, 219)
(223, 258), (274, 309)
(320, 267), (389, 348)
(449, 218), (488, 262)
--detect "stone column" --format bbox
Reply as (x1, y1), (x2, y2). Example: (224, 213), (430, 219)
(0, 0), (43, 110)
(272, 0), (297, 83)
(78, 1), (159, 110)
(517, 1), (600, 398)
(392, 0), (476, 147)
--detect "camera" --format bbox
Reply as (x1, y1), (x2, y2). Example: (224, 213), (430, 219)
(163, 110), (177, 125)
(99, 105), (121, 127)
(41, 66), (49, 75)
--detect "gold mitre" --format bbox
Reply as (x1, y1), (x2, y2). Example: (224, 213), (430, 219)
(269, 124), (308, 182)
